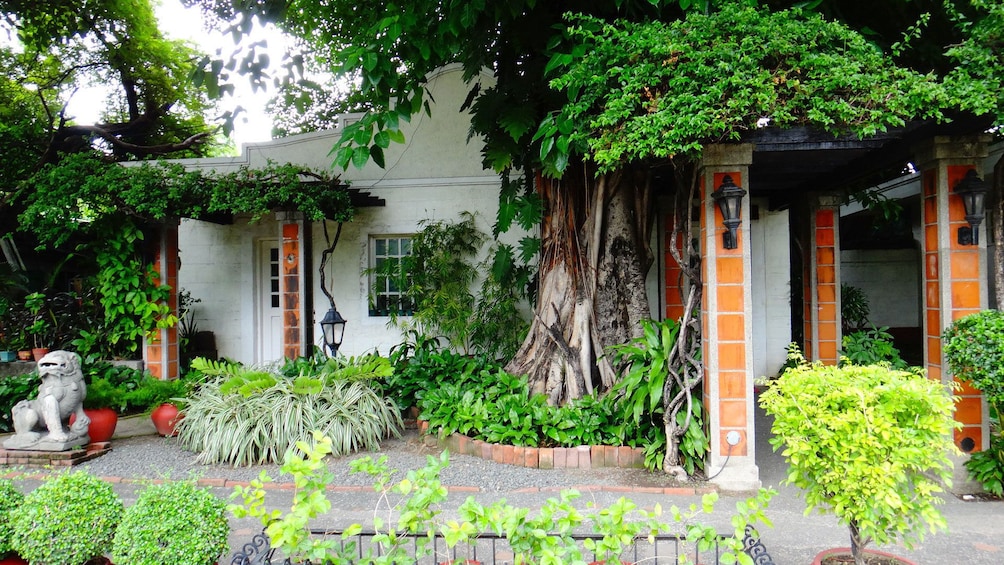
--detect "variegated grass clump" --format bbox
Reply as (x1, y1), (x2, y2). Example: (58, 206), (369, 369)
(177, 356), (402, 466)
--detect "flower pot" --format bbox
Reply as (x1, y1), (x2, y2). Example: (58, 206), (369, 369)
(812, 547), (917, 565)
(31, 347), (49, 361)
(70, 407), (119, 442)
(151, 402), (183, 436)
(0, 350), (15, 362)
(0, 554), (30, 565)
(16, 350), (31, 361)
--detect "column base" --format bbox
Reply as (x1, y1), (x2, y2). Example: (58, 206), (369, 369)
(948, 451), (985, 495)
(709, 458), (761, 492)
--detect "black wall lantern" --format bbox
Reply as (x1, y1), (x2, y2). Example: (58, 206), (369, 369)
(712, 174), (747, 250)
(953, 169), (989, 246)
(319, 307), (347, 356)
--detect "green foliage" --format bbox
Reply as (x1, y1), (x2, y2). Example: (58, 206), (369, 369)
(0, 478), (23, 557)
(112, 481), (230, 565)
(231, 432), (775, 565)
(943, 310), (1004, 416)
(10, 471), (124, 565)
(608, 319), (708, 475)
(386, 333), (489, 409)
(760, 363), (958, 559)
(178, 356), (402, 465)
(840, 284), (871, 333)
(0, 371), (37, 433)
(839, 326), (908, 370)
(965, 429), (1004, 497)
(544, 6), (959, 174)
(373, 212), (528, 359)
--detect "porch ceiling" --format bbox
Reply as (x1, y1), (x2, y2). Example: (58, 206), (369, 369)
(742, 113), (994, 209)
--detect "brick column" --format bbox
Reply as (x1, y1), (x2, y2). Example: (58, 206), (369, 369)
(915, 136), (991, 467)
(143, 222), (180, 380)
(803, 194), (842, 365)
(664, 221), (687, 322)
(700, 143), (759, 490)
(277, 212), (306, 359)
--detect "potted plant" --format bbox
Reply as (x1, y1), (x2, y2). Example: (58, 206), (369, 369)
(760, 363), (957, 565)
(24, 292), (52, 361)
(130, 376), (190, 436)
(0, 479), (26, 565)
(79, 377), (124, 442)
(111, 480), (229, 565)
(9, 471), (123, 565)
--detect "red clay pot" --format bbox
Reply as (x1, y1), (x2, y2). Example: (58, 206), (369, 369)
(31, 347), (49, 361)
(151, 402), (183, 436)
(0, 554), (30, 565)
(16, 350), (32, 361)
(70, 407), (119, 443)
(812, 547), (917, 565)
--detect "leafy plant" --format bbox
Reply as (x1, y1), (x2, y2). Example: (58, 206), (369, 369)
(112, 481), (230, 565)
(178, 357), (402, 465)
(760, 363), (958, 565)
(840, 284), (871, 333)
(943, 310), (1004, 421)
(232, 432), (776, 565)
(965, 428), (1004, 496)
(0, 478), (24, 558)
(608, 318), (708, 477)
(386, 332), (492, 410)
(839, 326), (908, 369)
(0, 371), (37, 433)
(10, 471), (124, 565)
(83, 377), (128, 411)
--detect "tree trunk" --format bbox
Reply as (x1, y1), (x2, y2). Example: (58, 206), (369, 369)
(506, 165), (652, 404)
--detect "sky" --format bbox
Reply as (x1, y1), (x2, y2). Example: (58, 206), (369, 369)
(66, 0), (287, 151)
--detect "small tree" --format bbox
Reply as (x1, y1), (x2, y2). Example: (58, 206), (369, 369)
(943, 310), (1004, 423)
(760, 364), (958, 565)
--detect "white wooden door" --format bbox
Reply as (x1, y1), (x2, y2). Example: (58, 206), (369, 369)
(256, 240), (283, 364)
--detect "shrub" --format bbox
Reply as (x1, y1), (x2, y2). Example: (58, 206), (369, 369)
(385, 332), (494, 410)
(760, 363), (957, 565)
(10, 471), (124, 565)
(112, 481), (230, 565)
(0, 478), (24, 557)
(0, 371), (37, 433)
(177, 356), (402, 465)
(840, 283), (870, 333)
(943, 309), (1004, 418)
(965, 429), (1004, 496)
(839, 326), (908, 369)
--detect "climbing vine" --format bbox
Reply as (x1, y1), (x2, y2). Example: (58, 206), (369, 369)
(16, 152), (352, 246)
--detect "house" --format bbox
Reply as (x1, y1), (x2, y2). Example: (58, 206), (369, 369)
(143, 64), (1000, 490)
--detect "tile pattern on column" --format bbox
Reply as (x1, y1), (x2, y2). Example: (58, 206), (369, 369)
(664, 223), (686, 321)
(144, 224), (180, 380)
(812, 208), (839, 364)
(281, 222), (302, 360)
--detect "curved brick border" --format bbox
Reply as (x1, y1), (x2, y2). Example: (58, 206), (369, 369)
(420, 420), (684, 473)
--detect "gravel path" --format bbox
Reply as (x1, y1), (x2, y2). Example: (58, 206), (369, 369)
(71, 430), (689, 492)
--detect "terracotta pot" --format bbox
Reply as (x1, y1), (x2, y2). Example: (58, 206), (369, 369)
(151, 402), (183, 436)
(0, 553), (30, 565)
(31, 347), (49, 361)
(70, 407), (119, 442)
(16, 350), (32, 361)
(812, 547), (917, 565)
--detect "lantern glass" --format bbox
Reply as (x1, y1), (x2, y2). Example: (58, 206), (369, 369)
(320, 308), (347, 354)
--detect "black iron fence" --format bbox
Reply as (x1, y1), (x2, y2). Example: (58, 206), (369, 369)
(231, 525), (775, 565)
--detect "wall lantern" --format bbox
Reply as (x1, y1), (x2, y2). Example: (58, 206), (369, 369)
(953, 169), (989, 246)
(712, 174), (747, 250)
(319, 307), (347, 356)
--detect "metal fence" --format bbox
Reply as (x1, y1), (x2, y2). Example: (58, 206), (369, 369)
(231, 525), (775, 565)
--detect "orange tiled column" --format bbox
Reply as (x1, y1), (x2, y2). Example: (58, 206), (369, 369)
(915, 136), (991, 464)
(700, 144), (760, 490)
(277, 212), (305, 359)
(143, 222), (180, 380)
(664, 219), (687, 322)
(804, 195), (842, 365)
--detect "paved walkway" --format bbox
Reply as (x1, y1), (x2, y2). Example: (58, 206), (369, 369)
(4, 409), (1004, 564)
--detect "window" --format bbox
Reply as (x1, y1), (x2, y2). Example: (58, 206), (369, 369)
(370, 235), (414, 316)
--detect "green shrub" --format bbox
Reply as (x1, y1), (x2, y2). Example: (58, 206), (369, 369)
(0, 371), (37, 433)
(112, 481), (229, 565)
(760, 363), (957, 565)
(10, 471), (124, 565)
(840, 283), (870, 333)
(839, 326), (908, 369)
(177, 357), (402, 465)
(965, 429), (1004, 496)
(0, 478), (24, 557)
(943, 309), (1004, 417)
(385, 332), (494, 410)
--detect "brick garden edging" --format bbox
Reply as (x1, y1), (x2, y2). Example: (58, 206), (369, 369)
(419, 420), (645, 471)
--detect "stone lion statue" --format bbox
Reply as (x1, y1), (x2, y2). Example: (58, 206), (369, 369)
(3, 350), (90, 451)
